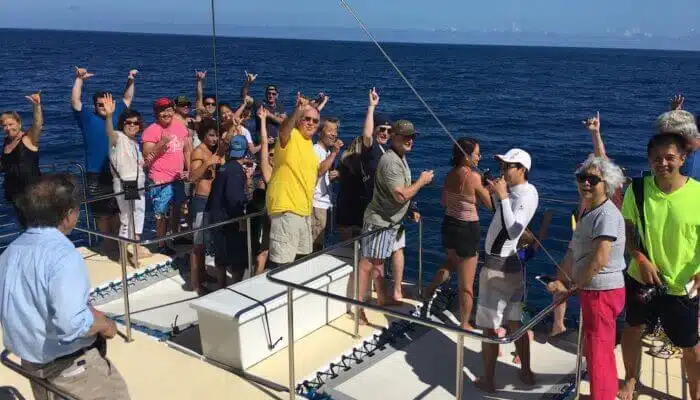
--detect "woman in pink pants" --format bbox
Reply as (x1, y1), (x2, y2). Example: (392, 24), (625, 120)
(548, 154), (627, 399)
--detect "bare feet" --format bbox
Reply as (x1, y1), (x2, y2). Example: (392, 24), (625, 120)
(377, 298), (403, 307)
(549, 324), (567, 337)
(357, 310), (369, 325)
(460, 323), (476, 331)
(519, 369), (536, 386)
(618, 378), (637, 400)
(474, 376), (496, 393)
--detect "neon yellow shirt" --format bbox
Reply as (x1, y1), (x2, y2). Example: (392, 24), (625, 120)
(265, 128), (319, 217)
(621, 176), (700, 295)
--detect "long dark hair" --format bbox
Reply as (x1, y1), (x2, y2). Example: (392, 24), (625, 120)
(450, 137), (479, 167)
(117, 109), (143, 131)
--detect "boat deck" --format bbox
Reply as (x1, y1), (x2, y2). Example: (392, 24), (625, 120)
(0, 247), (690, 399)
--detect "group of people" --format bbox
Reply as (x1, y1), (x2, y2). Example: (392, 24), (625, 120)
(0, 62), (699, 400)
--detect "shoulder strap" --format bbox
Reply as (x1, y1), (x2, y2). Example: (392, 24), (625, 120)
(631, 177), (646, 253)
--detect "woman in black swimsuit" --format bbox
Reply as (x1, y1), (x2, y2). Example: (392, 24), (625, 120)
(1, 93), (44, 220)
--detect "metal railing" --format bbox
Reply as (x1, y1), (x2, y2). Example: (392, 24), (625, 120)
(0, 350), (81, 400)
(266, 223), (577, 400)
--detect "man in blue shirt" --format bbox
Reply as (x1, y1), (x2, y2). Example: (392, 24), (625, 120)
(206, 135), (252, 288)
(71, 66), (137, 259)
(0, 174), (129, 399)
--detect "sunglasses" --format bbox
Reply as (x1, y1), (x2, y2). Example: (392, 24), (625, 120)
(398, 133), (417, 141)
(124, 120), (140, 127)
(576, 173), (603, 186)
(377, 126), (392, 134)
(266, 92), (278, 96)
(303, 116), (320, 124)
(205, 101), (216, 106)
(96, 103), (105, 108)
(500, 162), (521, 170)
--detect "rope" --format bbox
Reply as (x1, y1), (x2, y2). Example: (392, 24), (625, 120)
(339, 0), (573, 284)
(210, 0), (221, 132)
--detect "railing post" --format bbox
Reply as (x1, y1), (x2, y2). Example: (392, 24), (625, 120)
(574, 308), (584, 399)
(418, 218), (424, 297)
(353, 239), (360, 338)
(455, 333), (464, 400)
(246, 217), (253, 278)
(119, 240), (133, 342)
(286, 287), (296, 400)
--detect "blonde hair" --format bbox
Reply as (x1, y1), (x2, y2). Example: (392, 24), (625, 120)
(1, 111), (23, 131)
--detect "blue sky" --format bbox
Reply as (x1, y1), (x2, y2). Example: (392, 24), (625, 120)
(1, 0), (698, 39)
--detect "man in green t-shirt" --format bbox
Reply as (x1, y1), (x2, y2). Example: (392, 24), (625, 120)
(619, 133), (700, 400)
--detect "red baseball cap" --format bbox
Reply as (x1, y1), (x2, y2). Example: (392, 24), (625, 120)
(153, 97), (174, 112)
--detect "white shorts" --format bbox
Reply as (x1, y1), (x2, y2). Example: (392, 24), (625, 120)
(475, 254), (524, 330)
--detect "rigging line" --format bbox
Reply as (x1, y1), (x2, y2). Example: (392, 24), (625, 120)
(339, 0), (480, 170)
(210, 0), (221, 133)
(340, 0), (573, 283)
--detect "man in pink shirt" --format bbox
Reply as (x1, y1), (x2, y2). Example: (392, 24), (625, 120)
(142, 98), (192, 255)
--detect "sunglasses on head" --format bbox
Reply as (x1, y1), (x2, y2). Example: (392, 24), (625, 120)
(576, 173), (603, 185)
(303, 116), (320, 124)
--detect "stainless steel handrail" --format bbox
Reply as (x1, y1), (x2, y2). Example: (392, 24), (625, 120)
(1, 349), (81, 400)
(73, 208), (267, 341)
(266, 228), (574, 400)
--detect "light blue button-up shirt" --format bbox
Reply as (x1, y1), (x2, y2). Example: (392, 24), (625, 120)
(0, 227), (95, 364)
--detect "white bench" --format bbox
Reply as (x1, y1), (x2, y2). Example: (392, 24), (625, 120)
(189, 247), (355, 370)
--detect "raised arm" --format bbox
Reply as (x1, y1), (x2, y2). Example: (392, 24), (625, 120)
(195, 71), (206, 112)
(122, 69), (138, 108)
(362, 88), (379, 147)
(240, 71), (257, 103)
(257, 107), (273, 183)
(315, 93), (329, 112)
(585, 111), (607, 159)
(71, 66), (94, 111)
(24, 92), (44, 146)
(278, 93), (308, 148)
(318, 139), (344, 177)
(102, 93), (119, 147)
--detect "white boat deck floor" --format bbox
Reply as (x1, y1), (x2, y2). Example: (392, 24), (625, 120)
(0, 246), (690, 399)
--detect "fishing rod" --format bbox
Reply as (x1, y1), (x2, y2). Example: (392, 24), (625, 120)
(339, 0), (573, 283)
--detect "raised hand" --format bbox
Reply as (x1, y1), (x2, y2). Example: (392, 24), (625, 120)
(245, 95), (254, 106)
(75, 66), (94, 80)
(584, 111), (600, 133)
(487, 177), (508, 200)
(670, 94), (684, 111)
(368, 87), (379, 107)
(195, 70), (207, 81)
(296, 92), (310, 110)
(128, 69), (139, 80)
(25, 92), (41, 105)
(257, 106), (268, 120)
(103, 93), (116, 116)
(159, 134), (172, 147)
(245, 70), (258, 84)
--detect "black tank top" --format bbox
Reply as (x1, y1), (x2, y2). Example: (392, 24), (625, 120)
(2, 138), (41, 202)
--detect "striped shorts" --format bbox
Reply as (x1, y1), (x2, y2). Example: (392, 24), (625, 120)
(360, 222), (400, 261)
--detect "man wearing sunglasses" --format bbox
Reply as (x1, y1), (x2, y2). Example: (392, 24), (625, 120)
(265, 94), (321, 267)
(71, 66), (137, 259)
(254, 85), (286, 142)
(475, 148), (539, 393)
(357, 120), (434, 323)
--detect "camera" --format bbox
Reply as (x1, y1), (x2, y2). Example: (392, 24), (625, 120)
(637, 284), (667, 304)
(481, 168), (494, 187)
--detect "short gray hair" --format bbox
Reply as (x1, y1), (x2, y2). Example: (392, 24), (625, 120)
(655, 110), (699, 140)
(575, 155), (625, 198)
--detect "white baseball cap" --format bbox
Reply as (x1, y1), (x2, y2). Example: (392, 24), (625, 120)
(495, 148), (532, 171)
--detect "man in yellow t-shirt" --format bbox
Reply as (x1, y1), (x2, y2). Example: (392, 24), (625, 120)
(618, 133), (700, 400)
(265, 94), (330, 265)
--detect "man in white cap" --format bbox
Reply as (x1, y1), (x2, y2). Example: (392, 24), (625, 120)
(474, 148), (539, 393)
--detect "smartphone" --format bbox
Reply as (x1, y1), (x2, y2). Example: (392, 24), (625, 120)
(687, 280), (698, 299)
(535, 275), (557, 287)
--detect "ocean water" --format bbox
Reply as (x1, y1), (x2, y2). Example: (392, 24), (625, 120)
(2, 28), (700, 323)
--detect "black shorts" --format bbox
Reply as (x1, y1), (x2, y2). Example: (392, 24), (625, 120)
(625, 274), (699, 348)
(86, 172), (119, 217)
(251, 214), (271, 255)
(441, 216), (480, 259)
(213, 225), (248, 271)
(335, 195), (365, 228)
